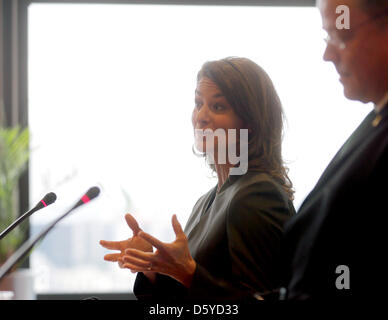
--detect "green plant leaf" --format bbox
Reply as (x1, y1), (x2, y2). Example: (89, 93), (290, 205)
(0, 126), (30, 265)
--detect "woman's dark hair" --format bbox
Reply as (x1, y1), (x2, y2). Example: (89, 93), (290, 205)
(196, 57), (294, 200)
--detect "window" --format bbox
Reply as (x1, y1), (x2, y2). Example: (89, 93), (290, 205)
(28, 3), (371, 294)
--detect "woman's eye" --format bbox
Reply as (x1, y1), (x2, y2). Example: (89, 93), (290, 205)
(213, 104), (225, 111)
(195, 100), (202, 109)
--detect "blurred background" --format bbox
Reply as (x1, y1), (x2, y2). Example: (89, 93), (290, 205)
(0, 0), (372, 298)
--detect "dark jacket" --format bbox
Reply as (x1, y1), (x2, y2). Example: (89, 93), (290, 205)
(134, 171), (295, 301)
(283, 104), (388, 300)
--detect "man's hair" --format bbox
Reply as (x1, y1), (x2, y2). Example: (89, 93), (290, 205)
(357, 0), (388, 19)
(316, 0), (388, 21)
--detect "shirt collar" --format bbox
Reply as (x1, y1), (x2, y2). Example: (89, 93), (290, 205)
(375, 91), (388, 113)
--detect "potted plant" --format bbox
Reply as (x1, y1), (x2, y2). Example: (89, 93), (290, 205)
(0, 125), (31, 299)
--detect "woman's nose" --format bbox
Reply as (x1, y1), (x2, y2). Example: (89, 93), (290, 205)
(194, 104), (211, 128)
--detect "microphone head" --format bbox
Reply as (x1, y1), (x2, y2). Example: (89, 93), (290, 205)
(85, 186), (100, 201)
(35, 192), (57, 210)
(69, 186), (101, 211)
(41, 192), (57, 206)
(79, 186), (101, 204)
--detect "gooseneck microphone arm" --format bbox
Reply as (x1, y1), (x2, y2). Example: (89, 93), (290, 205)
(0, 187), (100, 281)
(0, 192), (57, 240)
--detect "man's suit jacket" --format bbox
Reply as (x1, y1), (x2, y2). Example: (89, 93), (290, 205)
(134, 171), (295, 301)
(283, 104), (388, 300)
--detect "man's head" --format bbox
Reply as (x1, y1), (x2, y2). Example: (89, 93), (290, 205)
(318, 0), (388, 104)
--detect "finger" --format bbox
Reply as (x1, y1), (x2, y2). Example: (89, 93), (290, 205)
(138, 231), (165, 251)
(122, 262), (146, 272)
(122, 253), (153, 272)
(122, 254), (152, 269)
(171, 214), (185, 239)
(118, 258), (124, 268)
(100, 240), (121, 250)
(104, 253), (121, 262)
(125, 248), (154, 260)
(125, 213), (141, 235)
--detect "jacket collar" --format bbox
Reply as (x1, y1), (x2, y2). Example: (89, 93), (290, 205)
(375, 91), (388, 114)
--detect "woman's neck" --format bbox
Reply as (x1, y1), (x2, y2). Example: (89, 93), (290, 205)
(215, 163), (233, 193)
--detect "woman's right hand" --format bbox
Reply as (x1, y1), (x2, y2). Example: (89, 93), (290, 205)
(99, 213), (153, 269)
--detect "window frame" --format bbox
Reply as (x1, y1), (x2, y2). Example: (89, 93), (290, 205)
(1, 0), (315, 299)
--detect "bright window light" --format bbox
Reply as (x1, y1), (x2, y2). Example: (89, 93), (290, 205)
(28, 3), (371, 294)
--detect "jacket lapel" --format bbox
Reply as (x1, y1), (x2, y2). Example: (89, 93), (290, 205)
(300, 104), (388, 208)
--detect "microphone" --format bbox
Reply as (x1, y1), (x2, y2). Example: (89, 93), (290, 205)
(0, 186), (100, 281)
(0, 192), (57, 240)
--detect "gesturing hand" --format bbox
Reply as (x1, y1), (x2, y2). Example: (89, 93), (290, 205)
(121, 214), (197, 288)
(99, 213), (153, 269)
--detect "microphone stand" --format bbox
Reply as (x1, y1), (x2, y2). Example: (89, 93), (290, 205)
(0, 192), (57, 240)
(0, 187), (100, 282)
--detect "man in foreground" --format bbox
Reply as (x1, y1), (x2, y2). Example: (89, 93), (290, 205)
(283, 0), (388, 300)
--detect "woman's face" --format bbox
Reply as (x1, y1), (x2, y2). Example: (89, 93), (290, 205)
(192, 77), (244, 155)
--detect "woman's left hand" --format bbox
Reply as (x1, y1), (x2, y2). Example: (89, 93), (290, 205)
(122, 214), (197, 288)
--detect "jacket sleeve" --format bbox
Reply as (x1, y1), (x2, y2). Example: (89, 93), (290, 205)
(134, 272), (188, 301)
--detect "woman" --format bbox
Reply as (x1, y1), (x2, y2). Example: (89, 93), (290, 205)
(100, 57), (295, 300)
